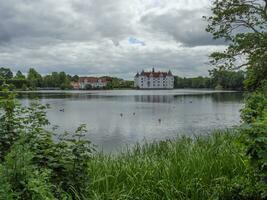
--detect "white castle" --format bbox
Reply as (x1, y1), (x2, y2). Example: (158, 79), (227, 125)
(134, 68), (174, 89)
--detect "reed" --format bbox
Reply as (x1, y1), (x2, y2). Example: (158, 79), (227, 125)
(87, 130), (257, 200)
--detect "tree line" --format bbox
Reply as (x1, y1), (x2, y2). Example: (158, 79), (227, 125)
(174, 69), (245, 90)
(0, 67), (76, 90)
(0, 67), (134, 90)
(0, 66), (245, 91)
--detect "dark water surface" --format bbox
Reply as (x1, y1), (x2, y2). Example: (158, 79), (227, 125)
(17, 89), (244, 152)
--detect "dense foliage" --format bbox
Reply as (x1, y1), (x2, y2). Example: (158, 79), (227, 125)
(0, 68), (75, 90)
(209, 69), (245, 90)
(104, 77), (134, 89)
(0, 67), (13, 79)
(0, 87), (94, 199)
(174, 76), (212, 89)
(0, 68), (134, 90)
(206, 0), (267, 197)
(174, 70), (245, 90)
(205, 0), (267, 91)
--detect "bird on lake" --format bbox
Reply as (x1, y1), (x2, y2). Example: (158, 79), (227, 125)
(120, 113), (123, 117)
(59, 108), (64, 112)
(133, 112), (136, 116)
(158, 118), (162, 123)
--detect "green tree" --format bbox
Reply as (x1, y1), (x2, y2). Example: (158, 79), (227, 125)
(174, 76), (213, 89)
(206, 0), (267, 197)
(27, 68), (42, 89)
(71, 75), (79, 82)
(0, 86), (94, 199)
(15, 70), (25, 79)
(51, 72), (60, 87)
(0, 67), (13, 79)
(205, 0), (267, 91)
(58, 72), (66, 84)
(209, 69), (245, 90)
(42, 75), (52, 88)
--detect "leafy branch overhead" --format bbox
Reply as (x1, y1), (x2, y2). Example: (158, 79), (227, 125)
(205, 0), (267, 90)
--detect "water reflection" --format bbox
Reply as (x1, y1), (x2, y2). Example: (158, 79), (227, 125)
(134, 95), (173, 103)
(16, 90), (244, 153)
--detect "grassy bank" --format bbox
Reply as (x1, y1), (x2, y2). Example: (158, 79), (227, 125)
(88, 130), (258, 200)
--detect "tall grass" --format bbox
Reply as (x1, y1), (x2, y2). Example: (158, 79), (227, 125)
(88, 130), (258, 200)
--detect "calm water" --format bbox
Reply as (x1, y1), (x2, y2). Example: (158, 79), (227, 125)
(18, 89), (244, 152)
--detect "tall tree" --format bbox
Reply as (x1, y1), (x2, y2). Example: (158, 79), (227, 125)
(209, 69), (245, 90)
(205, 0), (267, 91)
(15, 70), (25, 79)
(206, 1), (267, 196)
(71, 75), (79, 82)
(27, 68), (42, 88)
(0, 67), (13, 79)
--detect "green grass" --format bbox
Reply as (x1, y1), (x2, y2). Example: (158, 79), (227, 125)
(87, 130), (258, 200)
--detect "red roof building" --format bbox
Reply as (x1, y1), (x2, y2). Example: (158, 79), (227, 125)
(72, 77), (110, 89)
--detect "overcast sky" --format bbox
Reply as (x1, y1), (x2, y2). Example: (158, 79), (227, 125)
(0, 0), (226, 79)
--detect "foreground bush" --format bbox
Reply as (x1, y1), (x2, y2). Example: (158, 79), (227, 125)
(241, 92), (267, 198)
(0, 88), (94, 199)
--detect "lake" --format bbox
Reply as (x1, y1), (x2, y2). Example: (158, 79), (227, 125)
(18, 89), (244, 152)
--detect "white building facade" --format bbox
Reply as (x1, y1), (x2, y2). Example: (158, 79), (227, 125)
(76, 77), (108, 89)
(134, 68), (174, 89)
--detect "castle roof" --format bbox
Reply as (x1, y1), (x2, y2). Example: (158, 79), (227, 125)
(135, 72), (140, 78)
(167, 70), (173, 76)
(138, 68), (173, 78)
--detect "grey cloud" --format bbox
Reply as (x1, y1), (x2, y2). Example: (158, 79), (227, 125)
(141, 9), (224, 47)
(0, 0), (227, 78)
(71, 0), (135, 39)
(0, 38), (220, 79)
(0, 0), (134, 45)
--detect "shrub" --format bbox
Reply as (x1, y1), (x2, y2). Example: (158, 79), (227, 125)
(241, 111), (267, 198)
(0, 87), (94, 199)
(241, 93), (267, 123)
(240, 91), (267, 198)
